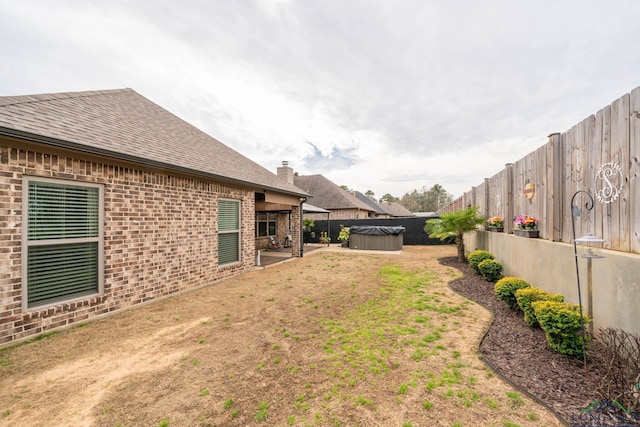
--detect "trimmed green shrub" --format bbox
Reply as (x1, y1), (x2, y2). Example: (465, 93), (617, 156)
(478, 259), (503, 282)
(515, 287), (565, 327)
(494, 277), (530, 309)
(532, 300), (591, 358)
(468, 250), (494, 274)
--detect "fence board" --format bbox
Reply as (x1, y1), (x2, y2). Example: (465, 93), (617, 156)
(601, 105), (613, 249)
(593, 111), (604, 240)
(505, 163), (514, 234)
(439, 86), (638, 254)
(563, 126), (575, 242)
(583, 115), (596, 237)
(610, 97), (626, 249)
(576, 120), (587, 239)
(535, 145), (546, 238)
(513, 158), (524, 222)
(630, 88), (640, 253)
(547, 133), (563, 241)
(618, 94), (631, 252)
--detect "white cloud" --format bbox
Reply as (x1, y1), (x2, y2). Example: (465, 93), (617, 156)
(1, 0), (639, 198)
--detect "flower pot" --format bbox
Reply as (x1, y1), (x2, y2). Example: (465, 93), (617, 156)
(513, 229), (539, 238)
(487, 227), (504, 232)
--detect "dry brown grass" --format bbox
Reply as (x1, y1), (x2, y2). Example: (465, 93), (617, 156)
(0, 246), (562, 426)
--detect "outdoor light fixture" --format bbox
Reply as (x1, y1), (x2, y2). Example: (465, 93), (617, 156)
(571, 190), (606, 369)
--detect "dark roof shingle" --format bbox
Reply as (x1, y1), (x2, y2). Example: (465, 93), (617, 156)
(293, 174), (373, 211)
(0, 88), (306, 196)
(353, 191), (390, 215)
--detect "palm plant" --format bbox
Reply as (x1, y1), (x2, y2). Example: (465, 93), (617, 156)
(424, 206), (486, 262)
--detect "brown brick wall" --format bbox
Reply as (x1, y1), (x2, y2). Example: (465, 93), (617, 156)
(304, 208), (369, 221)
(0, 141), (256, 346)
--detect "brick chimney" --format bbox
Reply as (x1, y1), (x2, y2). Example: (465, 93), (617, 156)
(277, 161), (294, 184)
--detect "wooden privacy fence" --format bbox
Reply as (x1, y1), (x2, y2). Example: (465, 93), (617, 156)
(442, 86), (640, 254)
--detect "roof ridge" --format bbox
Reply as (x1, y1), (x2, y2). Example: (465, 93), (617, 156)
(0, 88), (133, 108)
(322, 178), (374, 211)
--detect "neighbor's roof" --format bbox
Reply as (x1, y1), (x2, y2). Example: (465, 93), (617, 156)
(294, 175), (374, 211)
(353, 191), (390, 215)
(302, 203), (330, 214)
(379, 201), (416, 217)
(0, 89), (307, 197)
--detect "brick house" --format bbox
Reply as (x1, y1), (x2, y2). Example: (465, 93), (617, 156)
(352, 191), (392, 218)
(291, 173), (376, 220)
(0, 89), (308, 346)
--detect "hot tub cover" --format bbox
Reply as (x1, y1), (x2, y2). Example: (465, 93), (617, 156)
(349, 225), (405, 236)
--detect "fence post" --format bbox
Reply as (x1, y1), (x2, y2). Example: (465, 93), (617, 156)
(547, 133), (563, 241)
(484, 178), (490, 219)
(504, 163), (514, 234)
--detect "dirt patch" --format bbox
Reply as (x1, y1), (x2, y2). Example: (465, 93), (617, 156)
(1, 246), (563, 426)
(442, 256), (605, 423)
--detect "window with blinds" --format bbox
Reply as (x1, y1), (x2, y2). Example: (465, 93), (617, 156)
(218, 199), (240, 265)
(23, 177), (103, 308)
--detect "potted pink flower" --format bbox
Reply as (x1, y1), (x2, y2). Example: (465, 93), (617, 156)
(513, 215), (539, 237)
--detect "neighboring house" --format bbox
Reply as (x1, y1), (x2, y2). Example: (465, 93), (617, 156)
(353, 191), (392, 218)
(0, 88), (308, 346)
(289, 172), (376, 220)
(379, 201), (416, 217)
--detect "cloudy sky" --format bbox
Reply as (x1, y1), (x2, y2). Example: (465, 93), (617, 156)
(2, 1), (639, 198)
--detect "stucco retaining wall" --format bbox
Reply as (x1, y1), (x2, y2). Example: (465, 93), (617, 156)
(466, 230), (640, 335)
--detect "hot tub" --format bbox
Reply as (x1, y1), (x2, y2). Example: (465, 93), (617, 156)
(348, 225), (405, 251)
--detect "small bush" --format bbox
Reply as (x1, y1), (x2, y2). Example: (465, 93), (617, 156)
(494, 277), (530, 309)
(515, 287), (564, 327)
(532, 300), (590, 358)
(468, 250), (494, 274)
(478, 259), (503, 282)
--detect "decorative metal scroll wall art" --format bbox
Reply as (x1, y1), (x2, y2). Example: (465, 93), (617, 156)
(594, 161), (624, 204)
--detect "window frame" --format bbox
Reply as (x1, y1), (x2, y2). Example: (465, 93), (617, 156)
(255, 211), (277, 237)
(22, 176), (104, 309)
(218, 198), (241, 265)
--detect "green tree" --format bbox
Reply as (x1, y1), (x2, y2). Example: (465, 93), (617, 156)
(400, 184), (453, 212)
(424, 206), (486, 262)
(425, 184), (453, 211)
(365, 190), (375, 200)
(399, 187), (426, 212)
(379, 193), (398, 203)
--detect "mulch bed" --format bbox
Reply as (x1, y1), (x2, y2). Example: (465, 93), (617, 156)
(440, 256), (606, 425)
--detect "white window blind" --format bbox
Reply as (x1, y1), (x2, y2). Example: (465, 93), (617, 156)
(218, 199), (240, 265)
(24, 178), (103, 307)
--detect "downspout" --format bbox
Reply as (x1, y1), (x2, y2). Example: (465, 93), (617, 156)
(300, 197), (306, 257)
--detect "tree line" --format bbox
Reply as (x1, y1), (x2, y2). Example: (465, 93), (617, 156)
(350, 184), (454, 213)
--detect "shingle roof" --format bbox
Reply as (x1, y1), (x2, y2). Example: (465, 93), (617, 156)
(353, 191), (390, 215)
(0, 88), (306, 196)
(293, 174), (374, 211)
(380, 201), (415, 217)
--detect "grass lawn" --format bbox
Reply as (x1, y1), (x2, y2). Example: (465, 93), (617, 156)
(0, 246), (562, 426)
